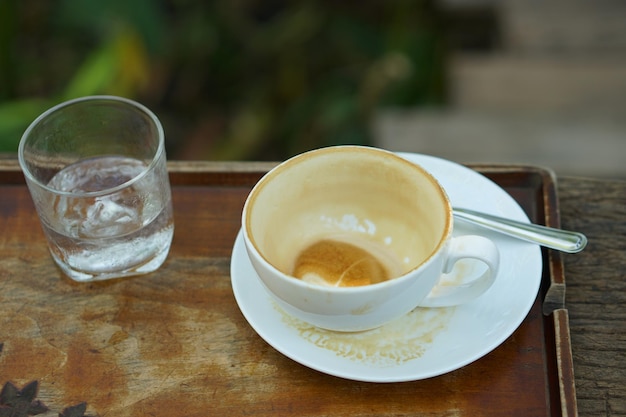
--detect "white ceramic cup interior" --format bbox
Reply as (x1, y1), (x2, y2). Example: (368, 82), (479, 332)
(242, 146), (499, 331)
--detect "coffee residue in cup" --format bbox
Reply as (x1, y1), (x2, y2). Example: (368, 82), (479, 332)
(292, 239), (394, 287)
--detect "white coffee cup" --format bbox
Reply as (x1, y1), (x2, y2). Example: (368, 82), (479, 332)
(242, 146), (499, 331)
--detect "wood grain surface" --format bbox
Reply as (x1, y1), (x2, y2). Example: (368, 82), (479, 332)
(0, 159), (622, 416)
(558, 177), (626, 416)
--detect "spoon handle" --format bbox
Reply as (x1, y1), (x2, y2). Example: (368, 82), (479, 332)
(453, 207), (587, 253)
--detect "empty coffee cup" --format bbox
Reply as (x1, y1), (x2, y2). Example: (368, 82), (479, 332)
(242, 146), (499, 331)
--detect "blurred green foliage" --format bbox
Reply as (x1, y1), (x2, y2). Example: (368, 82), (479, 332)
(0, 0), (447, 160)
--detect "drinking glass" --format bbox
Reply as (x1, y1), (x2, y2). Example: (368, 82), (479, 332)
(18, 96), (174, 281)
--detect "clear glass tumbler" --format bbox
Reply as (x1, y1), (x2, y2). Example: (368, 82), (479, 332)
(18, 96), (174, 281)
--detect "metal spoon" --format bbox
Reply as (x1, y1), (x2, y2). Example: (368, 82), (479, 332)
(453, 207), (587, 253)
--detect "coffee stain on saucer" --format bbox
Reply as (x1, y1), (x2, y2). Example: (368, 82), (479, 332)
(275, 304), (455, 366)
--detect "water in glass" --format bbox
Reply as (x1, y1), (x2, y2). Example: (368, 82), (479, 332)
(41, 155), (174, 280)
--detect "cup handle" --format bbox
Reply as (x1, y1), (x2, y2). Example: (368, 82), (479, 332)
(418, 235), (500, 308)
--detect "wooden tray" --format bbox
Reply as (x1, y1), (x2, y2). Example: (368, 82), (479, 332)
(0, 160), (576, 416)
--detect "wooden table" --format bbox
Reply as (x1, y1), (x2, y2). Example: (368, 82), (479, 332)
(0, 159), (624, 416)
(557, 177), (626, 416)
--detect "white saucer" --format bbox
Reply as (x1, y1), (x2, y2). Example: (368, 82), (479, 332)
(230, 153), (542, 382)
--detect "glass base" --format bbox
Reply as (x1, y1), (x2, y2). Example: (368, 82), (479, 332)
(50, 234), (173, 282)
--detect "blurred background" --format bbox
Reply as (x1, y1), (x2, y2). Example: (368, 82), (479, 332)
(1, 0), (625, 178)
